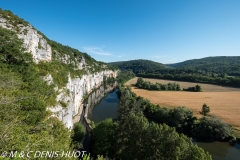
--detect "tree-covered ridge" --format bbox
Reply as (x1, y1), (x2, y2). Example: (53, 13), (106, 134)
(109, 56), (240, 76)
(167, 56), (240, 76)
(109, 59), (166, 73)
(110, 58), (240, 87)
(137, 68), (240, 87)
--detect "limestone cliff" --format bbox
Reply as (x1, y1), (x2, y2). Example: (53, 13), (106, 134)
(0, 10), (118, 129)
(0, 17), (52, 63)
(48, 70), (117, 129)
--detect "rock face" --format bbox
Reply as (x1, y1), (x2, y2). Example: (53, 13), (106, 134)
(0, 15), (118, 129)
(0, 17), (52, 63)
(48, 70), (118, 129)
(18, 26), (52, 63)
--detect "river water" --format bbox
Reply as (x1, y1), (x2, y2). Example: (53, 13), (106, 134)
(86, 84), (240, 160)
(87, 89), (119, 124)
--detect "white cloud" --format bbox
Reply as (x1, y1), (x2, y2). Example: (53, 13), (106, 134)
(82, 46), (111, 56)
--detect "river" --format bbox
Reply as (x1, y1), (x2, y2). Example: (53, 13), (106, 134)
(84, 84), (240, 160)
(87, 89), (119, 124)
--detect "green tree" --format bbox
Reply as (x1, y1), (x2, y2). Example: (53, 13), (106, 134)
(113, 88), (211, 159)
(200, 103), (210, 116)
(136, 77), (144, 88)
(194, 116), (233, 141)
(116, 70), (135, 84)
(71, 122), (85, 149)
(115, 112), (211, 160)
(0, 28), (32, 65)
(195, 84), (202, 92)
(169, 106), (196, 134)
(90, 118), (117, 159)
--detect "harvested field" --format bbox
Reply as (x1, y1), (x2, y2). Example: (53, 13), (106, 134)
(126, 77), (240, 92)
(125, 77), (240, 130)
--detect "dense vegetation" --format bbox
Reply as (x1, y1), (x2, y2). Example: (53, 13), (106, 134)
(194, 116), (233, 141)
(117, 86), (234, 141)
(183, 84), (202, 92)
(166, 56), (240, 76)
(90, 84), (212, 159)
(136, 77), (181, 91)
(135, 77), (203, 92)
(116, 70), (136, 84)
(109, 59), (166, 73)
(138, 71), (240, 87)
(110, 57), (240, 76)
(71, 123), (85, 149)
(110, 59), (240, 87)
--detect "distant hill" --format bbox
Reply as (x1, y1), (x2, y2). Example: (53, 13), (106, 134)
(110, 57), (240, 87)
(166, 56), (240, 76)
(109, 59), (167, 73)
(109, 57), (240, 76)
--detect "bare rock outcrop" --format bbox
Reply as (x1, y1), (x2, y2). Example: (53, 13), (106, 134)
(0, 17), (52, 63)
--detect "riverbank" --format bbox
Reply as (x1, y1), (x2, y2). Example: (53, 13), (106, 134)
(86, 81), (240, 159)
(73, 82), (117, 124)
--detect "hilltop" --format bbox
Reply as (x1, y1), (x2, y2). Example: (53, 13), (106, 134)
(110, 56), (240, 76)
(109, 57), (240, 87)
(109, 59), (166, 73)
(166, 56), (240, 76)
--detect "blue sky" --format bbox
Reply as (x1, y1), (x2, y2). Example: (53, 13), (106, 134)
(1, 0), (240, 63)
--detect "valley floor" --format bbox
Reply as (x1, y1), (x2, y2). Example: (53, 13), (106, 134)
(125, 77), (240, 132)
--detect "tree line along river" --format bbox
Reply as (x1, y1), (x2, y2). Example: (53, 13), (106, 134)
(80, 83), (240, 160)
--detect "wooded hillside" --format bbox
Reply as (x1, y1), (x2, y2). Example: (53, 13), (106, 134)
(166, 56), (240, 76)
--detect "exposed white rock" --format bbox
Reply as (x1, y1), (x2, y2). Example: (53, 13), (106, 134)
(76, 57), (86, 69)
(0, 17), (52, 63)
(42, 74), (54, 85)
(47, 70), (118, 129)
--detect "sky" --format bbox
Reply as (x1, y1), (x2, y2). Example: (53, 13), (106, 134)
(0, 0), (240, 64)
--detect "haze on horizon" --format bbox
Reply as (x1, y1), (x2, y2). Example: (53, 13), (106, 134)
(0, 0), (240, 64)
